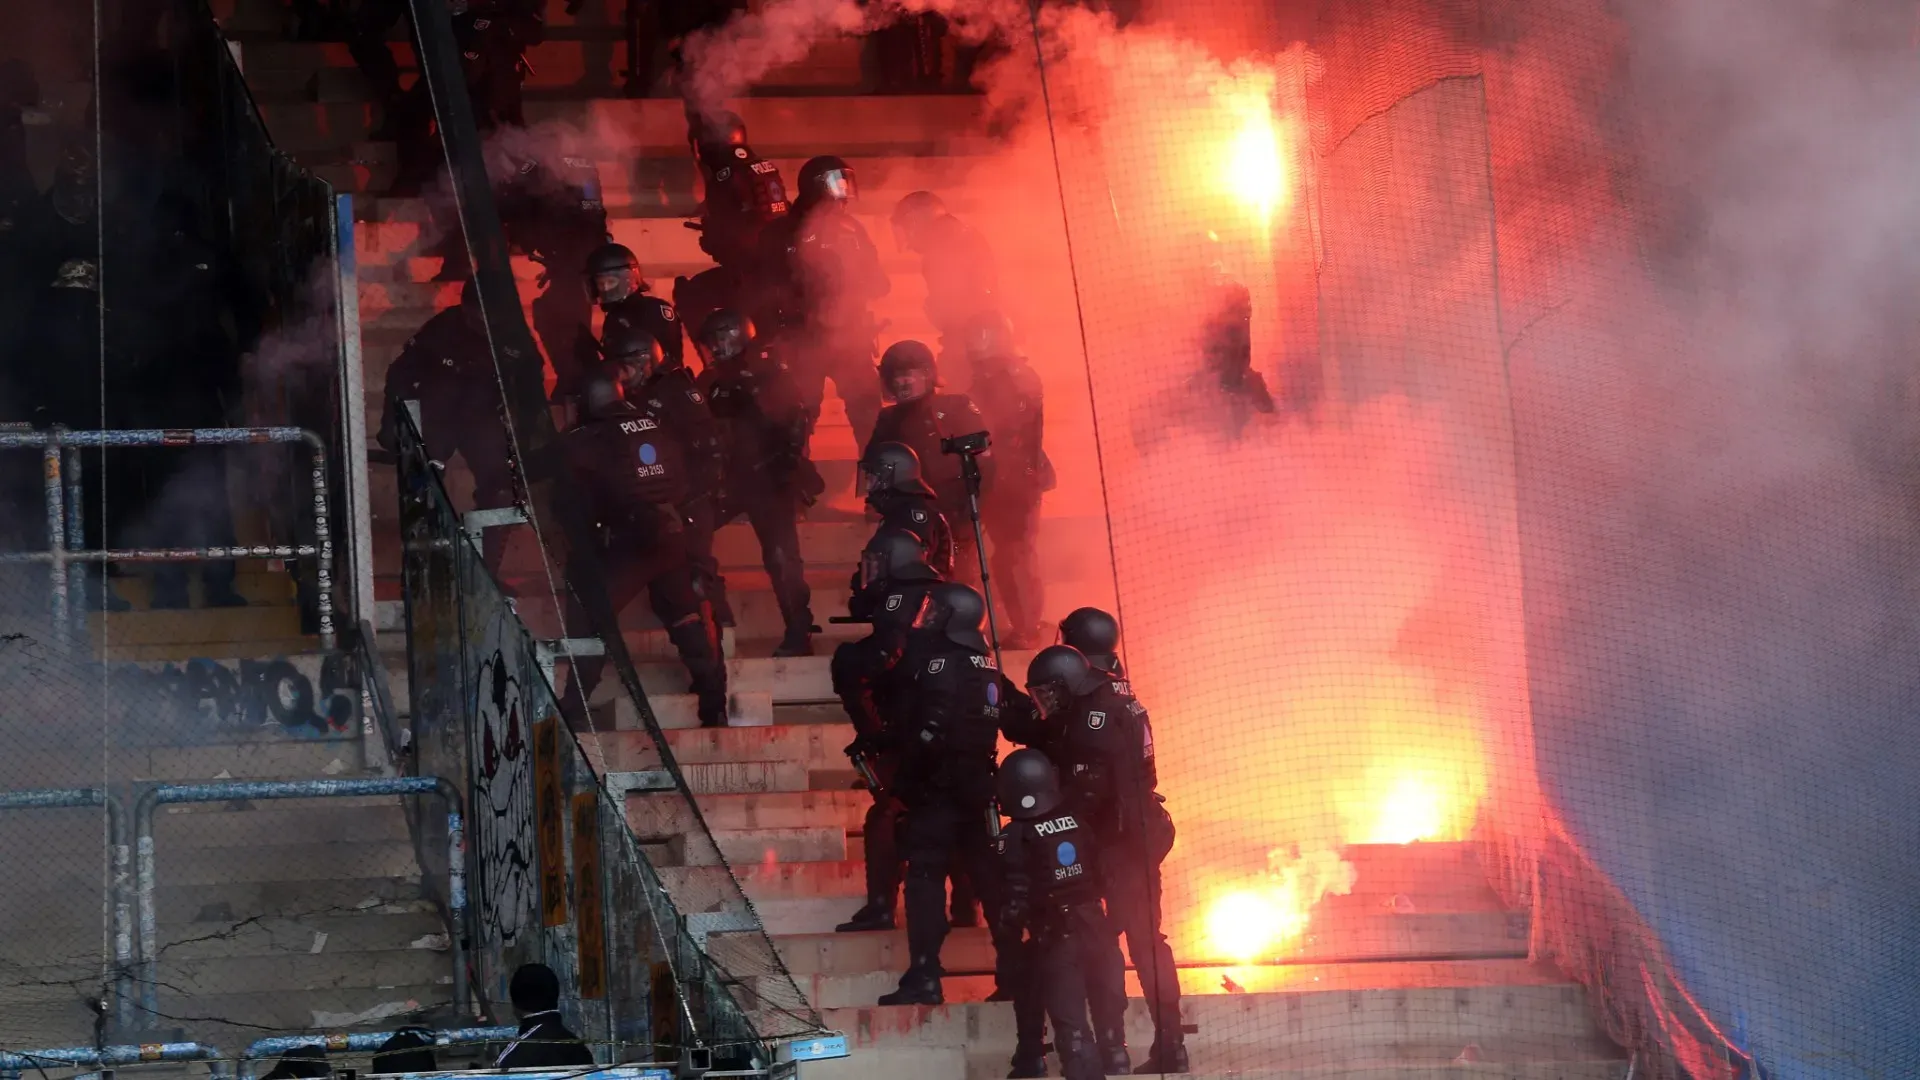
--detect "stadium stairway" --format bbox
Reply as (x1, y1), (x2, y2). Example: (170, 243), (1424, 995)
(219, 3), (1631, 1076)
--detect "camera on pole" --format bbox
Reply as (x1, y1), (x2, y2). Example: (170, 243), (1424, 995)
(939, 429), (1003, 670)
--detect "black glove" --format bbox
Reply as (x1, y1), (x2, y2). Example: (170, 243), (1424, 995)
(997, 896), (1029, 936)
(844, 734), (884, 760)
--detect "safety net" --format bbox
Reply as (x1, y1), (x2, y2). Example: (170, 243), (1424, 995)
(972, 0), (1917, 1076)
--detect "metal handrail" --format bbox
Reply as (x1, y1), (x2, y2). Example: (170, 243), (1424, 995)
(239, 1026), (517, 1080)
(0, 1043), (221, 1080)
(133, 777), (467, 1026)
(0, 788), (132, 1024)
(0, 427), (336, 649)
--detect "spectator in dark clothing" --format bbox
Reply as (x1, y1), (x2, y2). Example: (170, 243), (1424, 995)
(259, 1047), (329, 1080)
(370, 1026), (439, 1074)
(498, 962), (595, 1068)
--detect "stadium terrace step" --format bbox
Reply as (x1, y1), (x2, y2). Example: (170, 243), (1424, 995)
(87, 604), (307, 649)
(805, 981), (1607, 1065)
(152, 801), (415, 848)
(627, 788), (869, 839)
(143, 840), (425, 887)
(723, 907), (1528, 981)
(134, 740), (368, 783)
(773, 957), (1589, 1011)
(159, 983), (463, 1041)
(700, 825), (850, 867)
(657, 858), (867, 904)
(148, 911), (449, 963)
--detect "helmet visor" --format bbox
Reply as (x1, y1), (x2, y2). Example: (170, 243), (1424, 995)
(1030, 681), (1068, 718)
(814, 167), (857, 202)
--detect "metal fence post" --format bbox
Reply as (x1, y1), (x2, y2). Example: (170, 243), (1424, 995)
(335, 192), (377, 634)
(64, 443), (83, 632)
(133, 777), (467, 1024)
(0, 790), (131, 1028)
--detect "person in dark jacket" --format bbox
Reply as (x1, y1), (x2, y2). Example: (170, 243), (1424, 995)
(865, 340), (991, 588)
(958, 311), (1052, 647)
(498, 963), (595, 1067)
(376, 280), (519, 573)
(369, 1027), (438, 1074)
(890, 191), (999, 361)
(697, 309), (822, 655)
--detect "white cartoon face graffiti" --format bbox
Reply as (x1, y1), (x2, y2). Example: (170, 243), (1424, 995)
(471, 610), (539, 951)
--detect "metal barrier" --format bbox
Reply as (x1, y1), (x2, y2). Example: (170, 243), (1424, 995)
(239, 1026), (517, 1080)
(132, 777), (467, 1026)
(0, 1043), (222, 1080)
(0, 788), (133, 1026)
(0, 427), (336, 650)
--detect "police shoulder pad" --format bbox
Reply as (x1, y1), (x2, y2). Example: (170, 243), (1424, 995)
(927, 657), (947, 674)
(716, 167), (732, 181)
(1086, 710), (1107, 730)
(661, 304), (678, 321)
(688, 390), (703, 403)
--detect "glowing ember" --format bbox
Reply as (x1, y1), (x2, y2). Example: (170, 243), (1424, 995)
(1222, 96), (1286, 222)
(1205, 888), (1305, 964)
(1365, 771), (1451, 845)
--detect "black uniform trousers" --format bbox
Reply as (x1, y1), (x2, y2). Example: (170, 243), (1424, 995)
(981, 486), (1043, 642)
(793, 326), (882, 452)
(561, 522), (726, 723)
(1099, 828), (1183, 1052)
(1027, 902), (1127, 1080)
(859, 756), (978, 922)
(898, 784), (999, 975)
(717, 480), (812, 637)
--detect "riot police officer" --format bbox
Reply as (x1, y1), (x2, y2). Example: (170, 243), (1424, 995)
(491, 154), (609, 393)
(376, 279), (518, 574)
(384, 0), (543, 196)
(877, 582), (1006, 1006)
(603, 324), (729, 629)
(556, 369), (729, 727)
(1200, 275), (1275, 436)
(757, 155), (890, 448)
(860, 442), (954, 579)
(588, 242), (683, 393)
(832, 528), (944, 933)
(996, 748), (1130, 1080)
(1059, 607), (1124, 675)
(696, 309), (822, 656)
(960, 312), (1052, 647)
(890, 191), (999, 360)
(674, 111), (788, 337)
(867, 340), (991, 587)
(1026, 645), (1185, 1074)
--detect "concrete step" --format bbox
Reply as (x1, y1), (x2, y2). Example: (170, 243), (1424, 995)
(778, 957), (1573, 1012)
(160, 948), (449, 996)
(657, 723), (852, 767)
(802, 1046), (1626, 1080)
(810, 979), (1606, 1063)
(151, 876), (430, 925)
(706, 826), (848, 867)
(152, 801), (413, 847)
(133, 740), (369, 783)
(160, 982), (461, 1035)
(726, 907), (1526, 980)
(627, 788), (869, 838)
(0, 911), (446, 966)
(658, 858), (865, 904)
(148, 840), (423, 886)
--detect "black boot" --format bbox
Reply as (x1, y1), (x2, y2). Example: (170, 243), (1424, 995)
(834, 901), (895, 933)
(1005, 1048), (1046, 1079)
(1100, 1035), (1132, 1076)
(772, 625), (814, 657)
(1134, 1042), (1188, 1074)
(877, 963), (943, 1006)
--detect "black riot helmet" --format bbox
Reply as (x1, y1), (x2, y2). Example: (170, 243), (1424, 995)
(879, 340), (937, 404)
(890, 190), (945, 251)
(797, 155), (857, 208)
(587, 242), (643, 304)
(579, 369), (632, 421)
(861, 441), (936, 500)
(1058, 607), (1122, 673)
(694, 111), (751, 166)
(961, 310), (1018, 366)
(912, 582), (988, 652)
(603, 325), (666, 388)
(997, 748), (1063, 821)
(696, 309), (755, 367)
(1025, 645), (1104, 718)
(859, 527), (939, 591)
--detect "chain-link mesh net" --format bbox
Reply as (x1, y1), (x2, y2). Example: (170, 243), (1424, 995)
(393, 407), (819, 1058)
(980, 0), (1917, 1075)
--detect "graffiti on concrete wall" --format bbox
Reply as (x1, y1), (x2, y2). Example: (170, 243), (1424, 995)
(469, 606), (539, 960)
(114, 654), (361, 740)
